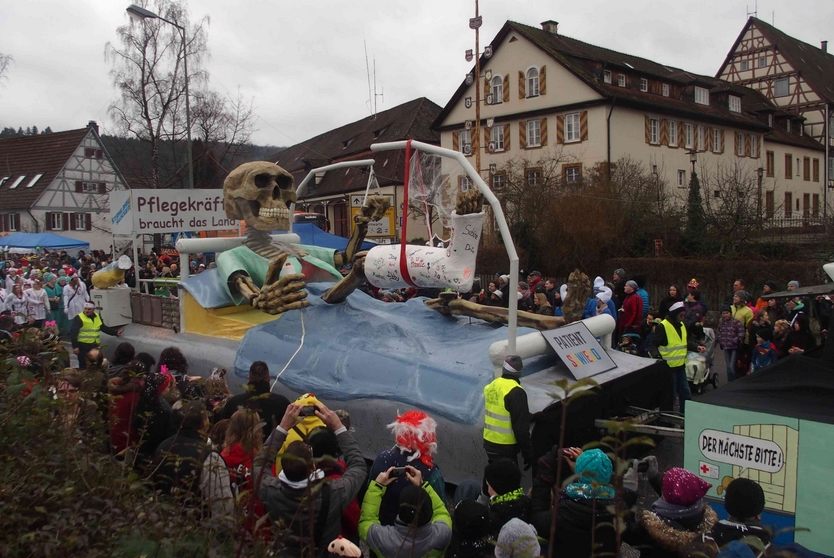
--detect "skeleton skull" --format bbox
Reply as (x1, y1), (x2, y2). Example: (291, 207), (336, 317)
(223, 161), (296, 231)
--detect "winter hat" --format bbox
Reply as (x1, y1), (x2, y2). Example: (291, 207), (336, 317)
(724, 478), (766, 520)
(787, 280), (800, 289)
(453, 499), (490, 539)
(596, 286), (613, 304)
(528, 270), (542, 278)
(625, 280), (639, 290)
(327, 536), (362, 557)
(495, 518), (540, 558)
(397, 484), (432, 527)
(559, 284), (568, 302)
(613, 268), (626, 278)
(575, 448), (613, 484)
(593, 276), (605, 291)
(387, 409), (438, 467)
(43, 272), (56, 283)
(756, 328), (772, 342)
(503, 355), (523, 376)
(83, 302), (96, 310)
(763, 280), (778, 291)
(687, 278), (700, 288)
(661, 467), (711, 506)
(668, 301), (685, 315)
(485, 458), (522, 496)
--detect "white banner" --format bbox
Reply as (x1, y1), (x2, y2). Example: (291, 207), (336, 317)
(110, 189), (238, 234)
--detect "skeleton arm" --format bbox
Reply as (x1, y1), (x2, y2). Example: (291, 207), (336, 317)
(333, 196), (390, 267)
(230, 254), (309, 315)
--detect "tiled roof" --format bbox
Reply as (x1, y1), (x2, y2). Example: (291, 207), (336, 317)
(272, 97), (442, 199)
(720, 17), (834, 104)
(0, 127), (90, 210)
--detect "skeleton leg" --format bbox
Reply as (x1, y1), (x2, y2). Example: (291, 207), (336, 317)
(424, 297), (565, 331)
(321, 253), (368, 304)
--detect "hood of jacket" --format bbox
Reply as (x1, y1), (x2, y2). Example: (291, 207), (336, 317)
(639, 505), (717, 553)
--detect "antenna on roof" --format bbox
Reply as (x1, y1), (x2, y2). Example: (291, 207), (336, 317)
(746, 0), (758, 18)
(364, 41), (385, 118)
(373, 59), (384, 116)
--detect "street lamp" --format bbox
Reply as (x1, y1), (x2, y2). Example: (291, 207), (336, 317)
(688, 149), (698, 175)
(126, 4), (194, 190)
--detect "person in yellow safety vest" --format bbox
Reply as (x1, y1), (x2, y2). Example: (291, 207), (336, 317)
(69, 302), (124, 368)
(483, 355), (532, 469)
(650, 301), (705, 414)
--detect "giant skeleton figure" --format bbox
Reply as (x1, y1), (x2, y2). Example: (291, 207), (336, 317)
(218, 160), (579, 331)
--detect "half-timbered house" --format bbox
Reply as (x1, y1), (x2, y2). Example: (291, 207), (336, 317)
(0, 121), (128, 249)
(718, 17), (833, 193)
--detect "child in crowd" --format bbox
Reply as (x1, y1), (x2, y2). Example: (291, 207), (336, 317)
(710, 478), (771, 550)
(718, 308), (745, 381)
(751, 329), (779, 372)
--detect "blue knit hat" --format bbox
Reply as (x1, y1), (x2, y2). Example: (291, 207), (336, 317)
(576, 448), (613, 484)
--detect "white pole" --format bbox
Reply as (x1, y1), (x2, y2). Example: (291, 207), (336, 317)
(370, 140), (519, 353)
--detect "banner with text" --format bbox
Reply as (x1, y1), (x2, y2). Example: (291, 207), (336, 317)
(541, 321), (617, 379)
(110, 189), (238, 235)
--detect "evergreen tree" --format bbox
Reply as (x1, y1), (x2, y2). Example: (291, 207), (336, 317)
(31, 125), (38, 135)
(684, 169), (706, 254)
(16, 127), (23, 136)
(42, 126), (53, 134)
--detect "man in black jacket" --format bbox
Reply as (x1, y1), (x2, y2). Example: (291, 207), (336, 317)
(220, 360), (289, 439)
(69, 302), (123, 368)
(482, 355), (531, 469)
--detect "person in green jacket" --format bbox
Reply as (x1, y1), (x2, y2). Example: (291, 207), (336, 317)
(359, 465), (452, 558)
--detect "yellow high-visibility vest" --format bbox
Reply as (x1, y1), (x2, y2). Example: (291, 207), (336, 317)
(77, 312), (102, 345)
(483, 377), (522, 445)
(658, 319), (687, 367)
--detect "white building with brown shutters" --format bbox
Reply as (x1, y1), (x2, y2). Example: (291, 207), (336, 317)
(0, 122), (129, 250)
(434, 19), (825, 222)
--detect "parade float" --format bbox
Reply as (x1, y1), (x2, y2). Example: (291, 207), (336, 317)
(106, 140), (669, 482)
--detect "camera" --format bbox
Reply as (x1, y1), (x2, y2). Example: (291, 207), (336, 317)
(299, 405), (318, 417)
(389, 467), (407, 477)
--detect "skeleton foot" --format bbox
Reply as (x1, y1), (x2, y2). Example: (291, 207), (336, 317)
(425, 297), (565, 330)
(322, 253), (368, 304)
(456, 188), (484, 216)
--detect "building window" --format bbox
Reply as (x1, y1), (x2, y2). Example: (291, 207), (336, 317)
(684, 123), (693, 148)
(774, 78), (789, 97)
(697, 125), (704, 151)
(460, 130), (472, 155)
(458, 175), (472, 192)
(563, 164), (582, 184)
(803, 157), (811, 181)
(24, 174), (44, 189)
(765, 191), (774, 218)
(48, 213), (64, 231)
(813, 194), (820, 217)
(8, 176), (26, 189)
(784, 192), (792, 218)
(490, 75), (503, 104)
(84, 147), (95, 158)
(740, 59), (749, 71)
(492, 172), (506, 191)
(749, 134), (759, 158)
(813, 158), (820, 182)
(640, 78), (648, 92)
(758, 56), (768, 68)
(662, 83), (670, 97)
(0, 213), (20, 232)
(490, 126), (504, 151)
(669, 121), (678, 147)
(736, 132), (745, 157)
(766, 150), (774, 177)
(617, 74), (626, 87)
(0, 177), (8, 188)
(73, 213), (87, 231)
(677, 169), (686, 187)
(526, 120), (541, 147)
(694, 86), (710, 105)
(712, 129), (722, 152)
(526, 167), (542, 187)
(649, 118), (660, 145)
(526, 67), (539, 97)
(785, 153), (793, 179)
(565, 112), (581, 143)
(729, 95), (741, 112)
(603, 70), (612, 84)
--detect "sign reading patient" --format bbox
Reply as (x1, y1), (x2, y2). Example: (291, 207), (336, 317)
(542, 321), (616, 379)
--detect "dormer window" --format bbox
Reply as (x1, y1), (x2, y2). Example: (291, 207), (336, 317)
(662, 83), (670, 97)
(617, 74), (626, 87)
(640, 78), (648, 92)
(603, 70), (612, 84)
(728, 95), (741, 113)
(694, 86), (710, 105)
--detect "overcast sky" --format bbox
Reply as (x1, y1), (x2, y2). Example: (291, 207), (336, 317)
(1, 1), (832, 147)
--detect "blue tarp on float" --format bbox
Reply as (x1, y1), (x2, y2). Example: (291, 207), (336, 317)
(292, 223), (377, 252)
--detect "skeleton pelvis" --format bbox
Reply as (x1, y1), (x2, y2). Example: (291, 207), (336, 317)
(365, 211), (484, 291)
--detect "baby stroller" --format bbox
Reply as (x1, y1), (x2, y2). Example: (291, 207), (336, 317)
(686, 327), (717, 394)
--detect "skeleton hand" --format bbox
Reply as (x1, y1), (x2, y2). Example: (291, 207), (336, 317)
(455, 188), (484, 215)
(234, 253), (309, 315)
(356, 195), (390, 224)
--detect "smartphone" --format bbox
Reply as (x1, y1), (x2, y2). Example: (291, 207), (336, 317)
(299, 406), (318, 417)
(389, 467), (407, 477)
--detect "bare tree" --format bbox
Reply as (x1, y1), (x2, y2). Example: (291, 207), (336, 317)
(0, 53), (12, 83)
(192, 87), (255, 165)
(105, 0), (209, 188)
(699, 161), (760, 255)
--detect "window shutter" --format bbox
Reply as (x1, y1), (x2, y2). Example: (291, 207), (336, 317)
(518, 71), (526, 99)
(580, 111), (588, 141)
(556, 115), (565, 144)
(483, 78), (489, 100)
(540, 118), (548, 146)
(502, 74), (510, 103)
(471, 126), (479, 156)
(660, 119), (668, 145)
(705, 127), (713, 151)
(75, 181), (83, 193)
(85, 213), (92, 231)
(98, 182), (106, 194)
(720, 130), (725, 153)
(519, 120), (527, 149)
(539, 65), (546, 95)
(744, 134), (751, 156)
(503, 123), (511, 150)
(45, 212), (52, 231)
(644, 116), (651, 143)
(483, 126), (491, 150)
(452, 131), (459, 152)
(63, 213), (71, 231)
(0, 215), (7, 233)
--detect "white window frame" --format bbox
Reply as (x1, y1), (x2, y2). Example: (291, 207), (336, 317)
(526, 168), (542, 187)
(774, 77), (789, 98)
(649, 118), (660, 145)
(736, 132), (745, 157)
(749, 134), (759, 158)
(526, 120), (541, 147)
(460, 129), (472, 155)
(24, 174), (44, 188)
(459, 175), (472, 192)
(694, 86), (710, 105)
(564, 165), (581, 184)
(712, 129), (722, 152)
(617, 74), (626, 87)
(640, 78), (648, 92)
(73, 213), (87, 231)
(81, 182), (100, 194)
(758, 56), (768, 68)
(526, 67), (539, 97)
(668, 121), (678, 147)
(490, 125), (504, 151)
(662, 83), (670, 97)
(492, 172), (506, 191)
(565, 112), (581, 143)
(684, 123), (694, 149)
(603, 69), (612, 84)
(677, 170), (686, 187)
(697, 125), (705, 150)
(739, 59), (749, 71)
(490, 75), (503, 104)
(728, 95), (741, 113)
(49, 213), (64, 230)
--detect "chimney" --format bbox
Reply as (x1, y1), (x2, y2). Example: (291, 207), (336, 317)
(541, 20), (559, 35)
(822, 40), (828, 53)
(87, 120), (99, 133)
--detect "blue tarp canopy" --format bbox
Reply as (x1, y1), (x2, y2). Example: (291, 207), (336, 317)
(292, 223), (377, 251)
(0, 232), (89, 252)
